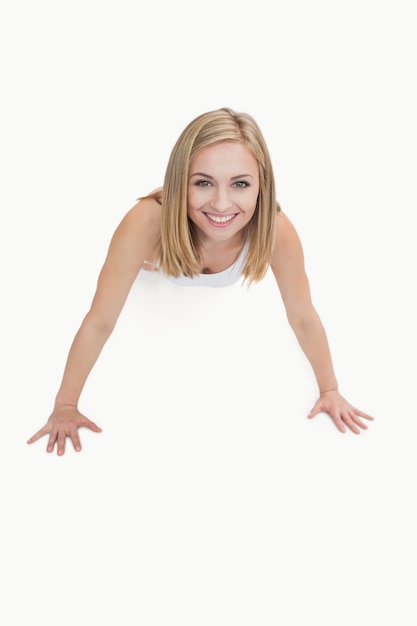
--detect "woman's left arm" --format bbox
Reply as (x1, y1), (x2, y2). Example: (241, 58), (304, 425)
(270, 211), (373, 434)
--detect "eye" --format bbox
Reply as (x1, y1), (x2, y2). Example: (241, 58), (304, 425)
(194, 179), (212, 187)
(233, 181), (249, 188)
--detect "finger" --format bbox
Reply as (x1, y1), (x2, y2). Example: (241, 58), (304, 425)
(334, 420), (347, 434)
(352, 408), (374, 421)
(341, 411), (361, 434)
(82, 419), (102, 433)
(27, 427), (48, 444)
(307, 405), (323, 419)
(350, 414), (368, 430)
(329, 412), (347, 433)
(46, 431), (58, 453)
(69, 425), (82, 452)
(56, 431), (67, 456)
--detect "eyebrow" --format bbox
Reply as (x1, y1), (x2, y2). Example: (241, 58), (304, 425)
(189, 172), (255, 180)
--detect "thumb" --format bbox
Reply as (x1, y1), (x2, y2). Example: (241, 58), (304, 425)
(308, 403), (323, 419)
(82, 419), (102, 433)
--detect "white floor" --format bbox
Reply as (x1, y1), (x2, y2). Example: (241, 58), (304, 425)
(3, 264), (416, 625)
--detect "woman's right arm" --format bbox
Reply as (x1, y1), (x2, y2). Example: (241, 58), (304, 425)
(27, 197), (162, 455)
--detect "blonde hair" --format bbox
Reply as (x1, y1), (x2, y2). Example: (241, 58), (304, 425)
(149, 107), (280, 283)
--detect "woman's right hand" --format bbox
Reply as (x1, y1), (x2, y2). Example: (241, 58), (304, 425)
(27, 405), (102, 455)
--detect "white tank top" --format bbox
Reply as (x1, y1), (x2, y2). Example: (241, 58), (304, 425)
(167, 244), (248, 288)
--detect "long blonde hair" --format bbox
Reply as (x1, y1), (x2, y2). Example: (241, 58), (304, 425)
(148, 107), (280, 283)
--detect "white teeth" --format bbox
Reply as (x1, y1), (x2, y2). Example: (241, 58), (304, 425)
(206, 213), (235, 224)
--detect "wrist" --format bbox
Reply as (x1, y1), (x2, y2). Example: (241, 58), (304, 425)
(319, 387), (338, 396)
(54, 396), (79, 410)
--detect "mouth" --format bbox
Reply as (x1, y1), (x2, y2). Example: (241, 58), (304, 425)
(203, 212), (239, 227)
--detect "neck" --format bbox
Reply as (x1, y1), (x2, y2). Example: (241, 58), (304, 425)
(194, 231), (245, 255)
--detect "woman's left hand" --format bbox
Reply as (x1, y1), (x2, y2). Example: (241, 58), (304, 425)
(308, 390), (374, 434)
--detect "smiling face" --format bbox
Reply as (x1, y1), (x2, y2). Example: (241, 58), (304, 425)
(187, 141), (260, 247)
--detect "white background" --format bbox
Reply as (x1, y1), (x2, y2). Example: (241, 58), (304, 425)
(1, 1), (416, 624)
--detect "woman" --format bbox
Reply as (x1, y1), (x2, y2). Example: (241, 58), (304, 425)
(27, 107), (373, 454)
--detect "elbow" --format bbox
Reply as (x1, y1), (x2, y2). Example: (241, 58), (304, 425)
(286, 308), (320, 335)
(83, 310), (117, 338)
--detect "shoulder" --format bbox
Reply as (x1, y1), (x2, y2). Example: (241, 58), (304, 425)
(115, 193), (162, 238)
(106, 193), (162, 264)
(271, 211), (304, 263)
(270, 211), (313, 315)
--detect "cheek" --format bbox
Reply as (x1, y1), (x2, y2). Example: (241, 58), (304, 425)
(245, 190), (259, 214)
(187, 187), (200, 212)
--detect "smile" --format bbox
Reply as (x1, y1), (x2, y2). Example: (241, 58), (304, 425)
(204, 212), (238, 224)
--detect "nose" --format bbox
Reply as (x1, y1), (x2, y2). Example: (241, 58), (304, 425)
(209, 187), (233, 212)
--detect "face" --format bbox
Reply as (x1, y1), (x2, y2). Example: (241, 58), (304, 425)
(187, 141), (260, 246)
